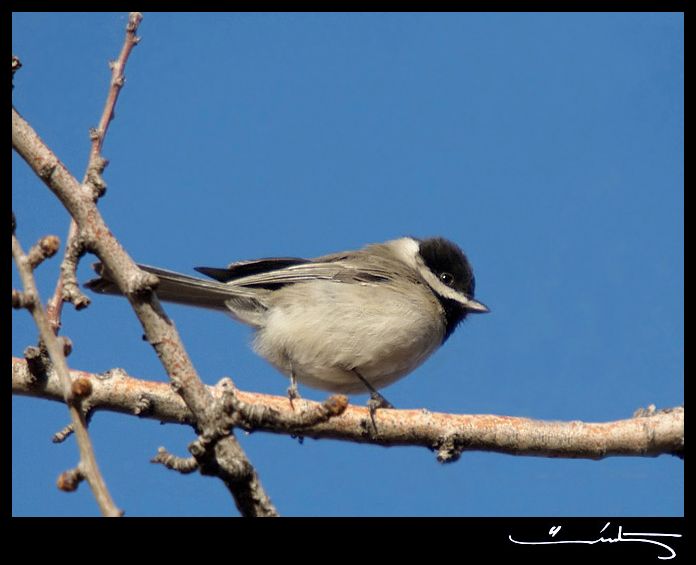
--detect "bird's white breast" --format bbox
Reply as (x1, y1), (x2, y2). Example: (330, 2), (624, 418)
(252, 279), (445, 393)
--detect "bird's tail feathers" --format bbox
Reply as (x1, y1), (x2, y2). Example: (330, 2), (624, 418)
(85, 263), (261, 312)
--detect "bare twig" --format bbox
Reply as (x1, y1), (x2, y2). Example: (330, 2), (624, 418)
(47, 13), (143, 327)
(53, 423), (76, 444)
(152, 448), (199, 474)
(90, 12), (142, 164)
(12, 13), (277, 516)
(57, 467), (85, 492)
(12, 357), (685, 461)
(11, 240), (121, 516)
(26, 235), (60, 269)
(46, 223), (90, 332)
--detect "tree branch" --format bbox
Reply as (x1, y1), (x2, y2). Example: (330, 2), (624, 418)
(11, 239), (121, 516)
(12, 13), (277, 517)
(12, 357), (684, 461)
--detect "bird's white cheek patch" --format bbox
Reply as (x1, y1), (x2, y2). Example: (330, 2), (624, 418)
(388, 237), (420, 270)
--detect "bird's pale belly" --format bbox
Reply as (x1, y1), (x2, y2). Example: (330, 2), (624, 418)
(252, 282), (445, 393)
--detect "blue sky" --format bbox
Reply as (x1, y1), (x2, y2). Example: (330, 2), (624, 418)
(12, 12), (683, 517)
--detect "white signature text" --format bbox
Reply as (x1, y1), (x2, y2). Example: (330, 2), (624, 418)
(509, 522), (681, 560)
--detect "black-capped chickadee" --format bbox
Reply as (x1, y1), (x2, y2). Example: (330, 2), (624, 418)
(86, 237), (488, 411)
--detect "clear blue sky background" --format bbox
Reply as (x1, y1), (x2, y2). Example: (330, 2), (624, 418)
(12, 12), (683, 517)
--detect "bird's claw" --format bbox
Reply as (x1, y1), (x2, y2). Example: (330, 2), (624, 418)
(367, 391), (394, 431)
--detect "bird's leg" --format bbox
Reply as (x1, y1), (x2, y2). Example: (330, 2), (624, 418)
(352, 370), (394, 430)
(287, 361), (301, 408)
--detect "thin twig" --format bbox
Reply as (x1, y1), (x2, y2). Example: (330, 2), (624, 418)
(11, 239), (121, 516)
(151, 447), (199, 474)
(46, 222), (90, 332)
(90, 12), (142, 163)
(47, 13), (143, 327)
(26, 235), (60, 269)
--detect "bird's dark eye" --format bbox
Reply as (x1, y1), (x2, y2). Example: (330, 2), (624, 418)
(439, 272), (455, 287)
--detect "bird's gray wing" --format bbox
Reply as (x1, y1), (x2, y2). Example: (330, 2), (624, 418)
(195, 254), (396, 289)
(195, 257), (310, 282)
(86, 251), (404, 320)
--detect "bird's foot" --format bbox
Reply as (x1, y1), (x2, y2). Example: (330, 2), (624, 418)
(287, 379), (301, 409)
(367, 391), (394, 431)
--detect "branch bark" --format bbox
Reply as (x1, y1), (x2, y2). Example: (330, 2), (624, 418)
(12, 357), (684, 461)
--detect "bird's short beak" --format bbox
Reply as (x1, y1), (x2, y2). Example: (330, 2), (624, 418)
(465, 298), (489, 314)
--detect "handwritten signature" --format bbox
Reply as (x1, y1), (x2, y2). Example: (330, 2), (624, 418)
(509, 522), (681, 560)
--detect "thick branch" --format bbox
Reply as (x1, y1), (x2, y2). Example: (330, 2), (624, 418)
(12, 358), (684, 461)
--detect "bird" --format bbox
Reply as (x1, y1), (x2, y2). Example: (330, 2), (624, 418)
(85, 236), (488, 414)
